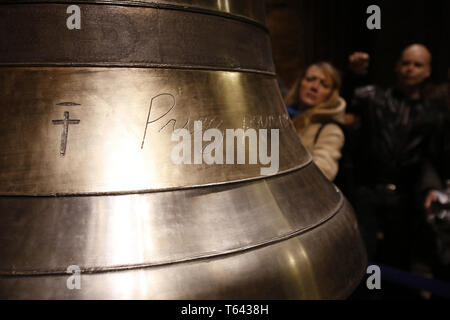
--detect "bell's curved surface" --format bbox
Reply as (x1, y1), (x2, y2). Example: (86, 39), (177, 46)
(0, 0), (367, 299)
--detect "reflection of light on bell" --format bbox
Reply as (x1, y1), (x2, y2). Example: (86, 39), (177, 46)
(0, 0), (366, 299)
(217, 0), (231, 13)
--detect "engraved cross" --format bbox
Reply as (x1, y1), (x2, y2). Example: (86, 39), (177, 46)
(52, 111), (80, 156)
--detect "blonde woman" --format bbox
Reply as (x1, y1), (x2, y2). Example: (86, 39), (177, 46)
(285, 62), (346, 181)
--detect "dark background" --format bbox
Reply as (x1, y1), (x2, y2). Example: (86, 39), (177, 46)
(265, 0), (449, 91)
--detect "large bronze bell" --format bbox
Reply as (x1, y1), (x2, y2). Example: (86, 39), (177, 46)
(0, 0), (366, 299)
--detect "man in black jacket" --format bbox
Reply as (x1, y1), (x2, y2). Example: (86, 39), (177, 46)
(346, 44), (443, 272)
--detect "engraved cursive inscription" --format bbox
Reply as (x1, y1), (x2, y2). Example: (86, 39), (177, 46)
(140, 93), (288, 150)
(141, 93), (176, 149)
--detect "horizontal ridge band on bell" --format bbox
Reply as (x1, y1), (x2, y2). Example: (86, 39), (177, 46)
(0, 192), (366, 299)
(0, 67), (307, 195)
(0, 0), (267, 26)
(0, 2), (274, 73)
(0, 164), (343, 275)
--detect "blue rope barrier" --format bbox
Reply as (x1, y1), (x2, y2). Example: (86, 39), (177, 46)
(367, 262), (450, 299)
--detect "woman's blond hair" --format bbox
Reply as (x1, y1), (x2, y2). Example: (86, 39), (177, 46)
(284, 62), (342, 129)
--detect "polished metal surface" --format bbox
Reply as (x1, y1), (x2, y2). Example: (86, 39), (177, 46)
(0, 164), (339, 274)
(0, 0), (267, 25)
(0, 0), (367, 299)
(0, 199), (364, 299)
(0, 2), (273, 73)
(0, 67), (305, 195)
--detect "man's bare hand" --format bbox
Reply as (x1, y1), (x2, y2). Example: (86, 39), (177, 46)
(424, 190), (438, 215)
(349, 52), (370, 75)
(344, 113), (359, 126)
